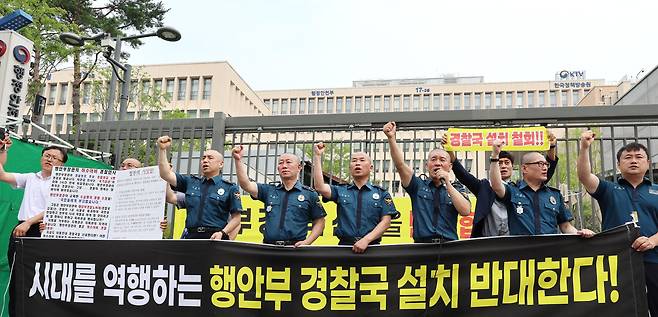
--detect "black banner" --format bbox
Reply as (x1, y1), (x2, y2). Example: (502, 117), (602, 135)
(15, 224), (648, 317)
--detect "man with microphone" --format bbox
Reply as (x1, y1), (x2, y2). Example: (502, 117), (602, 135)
(383, 122), (471, 243)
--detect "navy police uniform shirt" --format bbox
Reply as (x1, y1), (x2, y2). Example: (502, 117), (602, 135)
(502, 180), (573, 235)
(404, 174), (468, 241)
(174, 173), (242, 229)
(256, 181), (326, 242)
(325, 182), (400, 239)
(591, 178), (658, 264)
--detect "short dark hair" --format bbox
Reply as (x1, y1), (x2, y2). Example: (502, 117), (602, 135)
(499, 150), (514, 164)
(616, 142), (649, 162)
(42, 146), (68, 163)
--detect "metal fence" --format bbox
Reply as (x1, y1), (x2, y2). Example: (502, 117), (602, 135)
(33, 104), (658, 232)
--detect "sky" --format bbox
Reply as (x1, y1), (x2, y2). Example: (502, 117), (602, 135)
(122, 0), (658, 91)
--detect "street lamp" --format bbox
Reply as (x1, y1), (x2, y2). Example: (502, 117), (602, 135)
(59, 26), (181, 121)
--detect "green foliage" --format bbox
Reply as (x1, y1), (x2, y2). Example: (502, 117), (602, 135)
(302, 142), (352, 182)
(0, 0), (75, 108)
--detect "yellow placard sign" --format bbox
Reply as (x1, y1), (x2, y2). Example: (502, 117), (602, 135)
(173, 195), (476, 244)
(444, 127), (549, 151)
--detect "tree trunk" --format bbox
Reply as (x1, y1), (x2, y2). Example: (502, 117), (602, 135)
(72, 50), (81, 129)
(30, 47), (42, 124)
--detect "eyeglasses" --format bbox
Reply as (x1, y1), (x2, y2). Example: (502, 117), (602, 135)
(43, 153), (63, 162)
(524, 161), (549, 168)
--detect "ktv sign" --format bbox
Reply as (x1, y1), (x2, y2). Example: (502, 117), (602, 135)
(555, 70), (586, 81)
(0, 30), (34, 132)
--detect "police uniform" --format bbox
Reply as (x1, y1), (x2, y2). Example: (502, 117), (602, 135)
(256, 181), (326, 245)
(174, 173), (242, 239)
(590, 177), (658, 315)
(501, 180), (573, 235)
(325, 182), (400, 245)
(404, 174), (468, 242)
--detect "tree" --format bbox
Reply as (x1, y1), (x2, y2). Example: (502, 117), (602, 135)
(81, 60), (170, 118)
(0, 0), (75, 120)
(51, 0), (169, 128)
(303, 142), (352, 183)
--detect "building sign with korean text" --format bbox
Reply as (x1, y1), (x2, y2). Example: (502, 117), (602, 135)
(0, 30), (33, 131)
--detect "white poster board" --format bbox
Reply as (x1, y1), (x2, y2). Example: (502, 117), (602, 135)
(43, 166), (166, 239)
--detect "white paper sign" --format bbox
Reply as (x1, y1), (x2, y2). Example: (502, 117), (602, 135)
(43, 166), (166, 240)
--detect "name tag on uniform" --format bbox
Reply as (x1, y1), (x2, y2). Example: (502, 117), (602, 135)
(649, 189), (658, 195)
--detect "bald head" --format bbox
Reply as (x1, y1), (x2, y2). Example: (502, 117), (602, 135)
(201, 149), (224, 177)
(350, 151), (373, 179)
(120, 158), (142, 170)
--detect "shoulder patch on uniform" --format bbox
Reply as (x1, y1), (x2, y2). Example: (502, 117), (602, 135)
(302, 185), (316, 192)
(546, 185), (561, 192)
(384, 197), (393, 205)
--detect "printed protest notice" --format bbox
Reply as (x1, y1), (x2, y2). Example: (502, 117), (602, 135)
(43, 166), (166, 240)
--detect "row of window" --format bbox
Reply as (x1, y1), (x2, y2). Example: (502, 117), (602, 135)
(42, 109), (212, 132)
(45, 77), (213, 105)
(265, 89), (590, 115)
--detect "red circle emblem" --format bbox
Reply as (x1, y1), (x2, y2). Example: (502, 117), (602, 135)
(0, 40), (7, 57)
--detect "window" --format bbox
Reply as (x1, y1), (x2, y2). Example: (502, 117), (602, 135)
(495, 92), (502, 109)
(463, 93), (471, 110)
(345, 97), (352, 113)
(281, 99), (288, 115)
(272, 99), (279, 114)
(394, 96), (401, 112)
(326, 98), (334, 113)
(516, 91), (524, 107)
(528, 91), (535, 107)
(48, 84), (56, 105)
(299, 99), (306, 114)
(309, 99), (316, 114)
(402, 95), (410, 111)
(433, 94), (440, 110)
(403, 142), (410, 151)
(538, 91), (545, 107)
(443, 94), (450, 110)
(354, 97), (362, 112)
(177, 78), (187, 100)
(374, 96), (381, 112)
(290, 99), (297, 114)
(474, 93), (482, 109)
(318, 98), (325, 114)
(561, 91), (568, 106)
(149, 111), (160, 120)
(59, 84), (68, 104)
(364, 97), (371, 112)
(485, 93), (492, 109)
(43, 115), (52, 127)
(166, 79), (174, 98)
(65, 114), (71, 130)
(550, 91), (557, 107)
(187, 110), (197, 118)
(130, 80), (138, 101)
(82, 84), (90, 104)
(383, 96), (390, 112)
(335, 97), (343, 113)
(453, 94), (461, 110)
(572, 90), (580, 104)
(423, 95), (430, 111)
(190, 78), (199, 100)
(203, 78), (212, 99)
(142, 80), (151, 95)
(506, 93), (512, 108)
(126, 112), (135, 120)
(55, 114), (64, 132)
(199, 109), (210, 118)
(153, 79), (163, 92)
(413, 95), (420, 111)
(80, 113), (88, 123)
(91, 113), (101, 122)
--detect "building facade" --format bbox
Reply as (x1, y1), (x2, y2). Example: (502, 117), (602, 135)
(37, 61), (268, 133)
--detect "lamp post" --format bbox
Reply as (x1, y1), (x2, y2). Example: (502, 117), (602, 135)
(59, 26), (181, 121)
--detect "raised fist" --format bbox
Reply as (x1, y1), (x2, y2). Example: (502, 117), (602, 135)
(157, 136), (172, 150)
(580, 130), (596, 149)
(383, 121), (397, 138)
(313, 142), (325, 156)
(232, 145), (244, 160)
